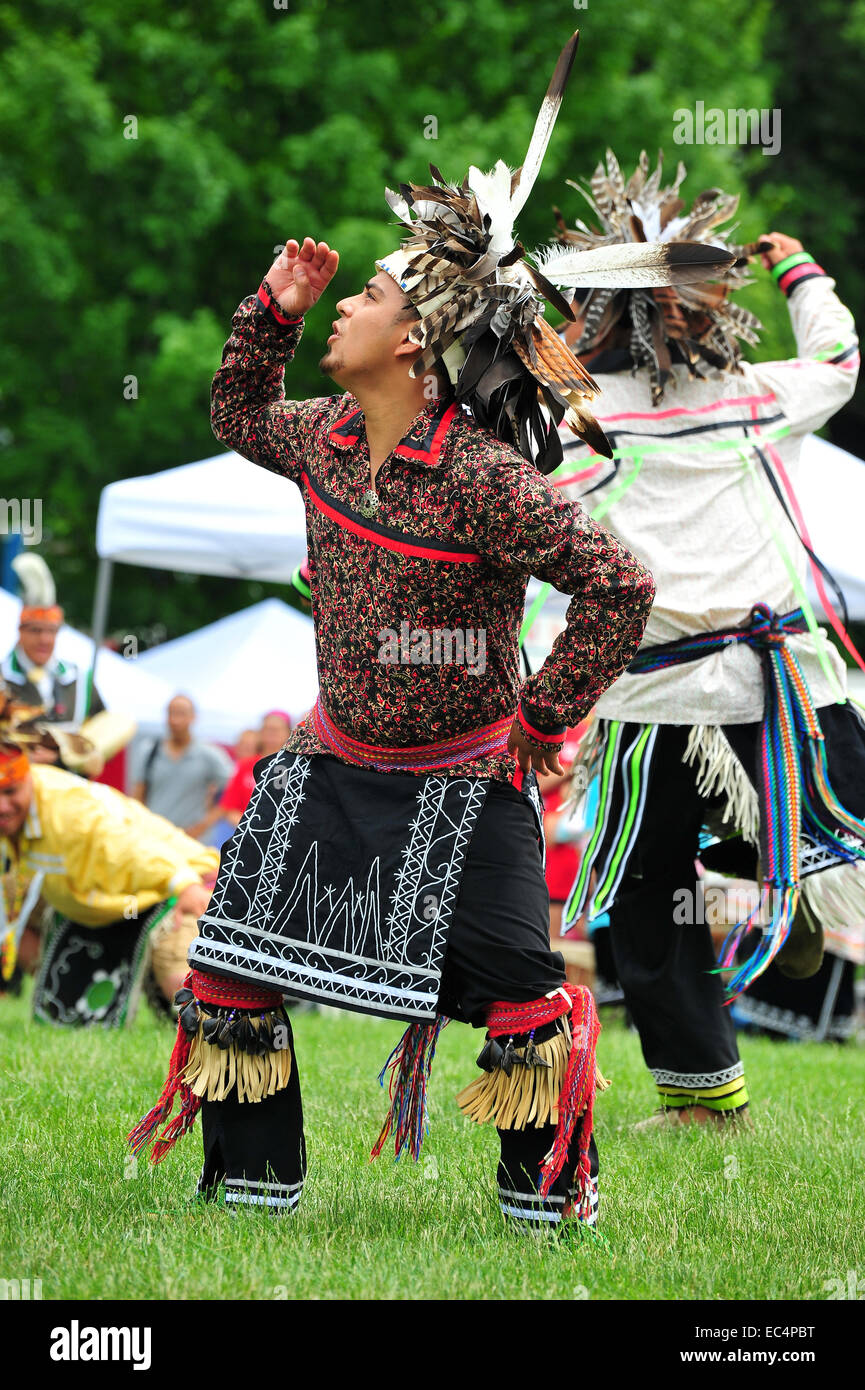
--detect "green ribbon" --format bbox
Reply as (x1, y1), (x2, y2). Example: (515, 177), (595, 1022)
(770, 251), (814, 282)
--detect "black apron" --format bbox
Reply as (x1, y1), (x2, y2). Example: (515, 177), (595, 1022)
(190, 751), (543, 1023)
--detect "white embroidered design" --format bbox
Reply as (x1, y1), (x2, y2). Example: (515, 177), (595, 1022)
(650, 1062), (744, 1088)
(192, 755), (488, 1019)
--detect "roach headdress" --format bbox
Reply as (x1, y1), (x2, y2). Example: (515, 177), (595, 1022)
(538, 148), (766, 405)
(12, 554), (63, 626)
(377, 35), (737, 469)
(0, 683), (39, 786)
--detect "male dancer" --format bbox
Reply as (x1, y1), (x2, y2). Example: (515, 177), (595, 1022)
(550, 151), (863, 1123)
(130, 38), (733, 1224)
(0, 699), (217, 1024)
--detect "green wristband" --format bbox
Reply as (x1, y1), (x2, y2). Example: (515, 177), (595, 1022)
(292, 564), (311, 600)
(771, 252), (814, 282)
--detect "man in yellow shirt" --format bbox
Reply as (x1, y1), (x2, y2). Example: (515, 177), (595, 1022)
(0, 738), (219, 1026)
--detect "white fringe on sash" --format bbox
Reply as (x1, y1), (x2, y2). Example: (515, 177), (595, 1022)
(683, 724), (760, 847)
(801, 860), (865, 965)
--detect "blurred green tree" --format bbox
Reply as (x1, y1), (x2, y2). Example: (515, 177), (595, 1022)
(0, 0), (859, 643)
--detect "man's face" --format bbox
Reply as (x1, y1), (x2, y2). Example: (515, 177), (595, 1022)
(0, 774), (33, 839)
(167, 697), (195, 738)
(319, 270), (420, 386)
(18, 622), (59, 668)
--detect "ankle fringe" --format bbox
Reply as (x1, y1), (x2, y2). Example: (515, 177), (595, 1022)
(183, 1017), (292, 1104)
(456, 1025), (609, 1131)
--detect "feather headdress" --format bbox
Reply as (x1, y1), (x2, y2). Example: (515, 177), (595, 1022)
(539, 148), (768, 405)
(12, 553), (63, 625)
(377, 35), (737, 469)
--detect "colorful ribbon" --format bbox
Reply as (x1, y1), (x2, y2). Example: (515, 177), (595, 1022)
(629, 603), (865, 997)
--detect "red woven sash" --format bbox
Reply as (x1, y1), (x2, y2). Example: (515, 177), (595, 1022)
(312, 696), (513, 772)
(190, 968), (282, 1010)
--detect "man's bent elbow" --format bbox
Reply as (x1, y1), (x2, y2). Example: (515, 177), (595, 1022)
(629, 562), (656, 621)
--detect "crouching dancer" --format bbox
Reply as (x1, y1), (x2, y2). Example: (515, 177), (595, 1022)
(0, 701), (218, 1025)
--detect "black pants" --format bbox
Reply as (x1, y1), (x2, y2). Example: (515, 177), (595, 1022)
(606, 704), (865, 1109)
(197, 779), (599, 1227)
(606, 725), (748, 1111)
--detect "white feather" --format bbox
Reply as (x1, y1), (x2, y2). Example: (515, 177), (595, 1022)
(384, 187), (413, 224)
(631, 199), (660, 242)
(511, 93), (561, 221)
(11, 554), (56, 608)
(535, 241), (691, 290)
(468, 161), (516, 257)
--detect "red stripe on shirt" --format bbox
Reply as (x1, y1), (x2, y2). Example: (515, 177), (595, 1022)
(301, 471), (482, 562)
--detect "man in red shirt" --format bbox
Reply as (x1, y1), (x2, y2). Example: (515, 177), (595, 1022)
(196, 714), (293, 846)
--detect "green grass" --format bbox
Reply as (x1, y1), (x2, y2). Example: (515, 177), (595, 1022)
(1, 982), (863, 1301)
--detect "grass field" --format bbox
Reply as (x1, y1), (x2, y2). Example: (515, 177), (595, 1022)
(1, 983), (864, 1302)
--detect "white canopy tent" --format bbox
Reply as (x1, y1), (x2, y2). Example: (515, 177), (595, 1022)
(95, 451), (307, 581)
(796, 434), (865, 620)
(134, 599), (318, 744)
(90, 450), (309, 659)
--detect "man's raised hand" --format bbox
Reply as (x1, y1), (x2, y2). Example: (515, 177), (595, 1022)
(758, 231), (803, 273)
(265, 237), (339, 317)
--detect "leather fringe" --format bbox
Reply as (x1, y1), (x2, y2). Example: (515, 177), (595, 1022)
(683, 723), (760, 846)
(183, 1016), (292, 1104)
(801, 857), (865, 963)
(456, 1024), (608, 1130)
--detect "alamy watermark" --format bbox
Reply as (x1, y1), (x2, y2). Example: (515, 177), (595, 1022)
(378, 623), (486, 676)
(673, 102), (781, 157)
(673, 882), (780, 927)
(50, 1322), (151, 1369)
(0, 1276), (42, 1299)
(0, 498), (42, 545)
(822, 1269), (865, 1299)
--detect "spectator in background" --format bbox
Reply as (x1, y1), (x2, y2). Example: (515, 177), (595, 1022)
(259, 709), (293, 756)
(234, 728), (262, 761)
(131, 695), (233, 837)
(197, 711), (293, 847)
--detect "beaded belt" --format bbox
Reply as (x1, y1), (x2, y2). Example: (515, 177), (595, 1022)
(311, 695), (513, 772)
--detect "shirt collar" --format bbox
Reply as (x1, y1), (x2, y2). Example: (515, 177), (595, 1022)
(328, 395), (462, 467)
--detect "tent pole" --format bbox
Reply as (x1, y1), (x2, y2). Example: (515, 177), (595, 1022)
(90, 556), (113, 650)
(86, 557), (113, 717)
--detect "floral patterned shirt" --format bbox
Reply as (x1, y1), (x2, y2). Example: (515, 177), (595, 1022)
(210, 283), (655, 781)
